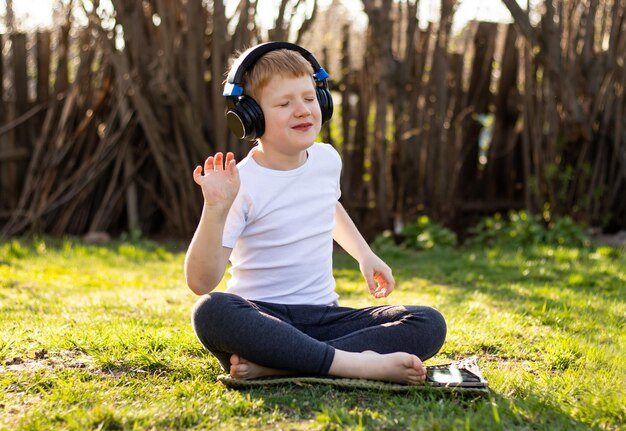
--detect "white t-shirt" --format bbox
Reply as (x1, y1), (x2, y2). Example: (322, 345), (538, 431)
(222, 143), (341, 305)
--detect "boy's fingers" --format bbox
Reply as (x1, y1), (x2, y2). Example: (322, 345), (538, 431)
(227, 159), (238, 175)
(376, 271), (395, 292)
(204, 156), (214, 173)
(371, 272), (394, 297)
(193, 166), (202, 183)
(225, 153), (238, 174)
(214, 152), (224, 171)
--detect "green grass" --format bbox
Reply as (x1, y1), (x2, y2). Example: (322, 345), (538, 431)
(1, 237), (624, 430)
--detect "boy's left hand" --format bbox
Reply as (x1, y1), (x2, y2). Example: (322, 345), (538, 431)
(359, 253), (395, 298)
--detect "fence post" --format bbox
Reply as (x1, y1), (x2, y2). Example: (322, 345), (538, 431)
(11, 33), (28, 123)
(457, 22), (497, 205)
(36, 31), (51, 104)
(55, 25), (69, 94)
(5, 33), (29, 211)
(0, 33), (9, 213)
(486, 24), (522, 205)
(0, 33), (4, 105)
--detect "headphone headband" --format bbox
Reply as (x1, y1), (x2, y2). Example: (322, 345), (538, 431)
(223, 42), (329, 97)
(228, 42), (320, 83)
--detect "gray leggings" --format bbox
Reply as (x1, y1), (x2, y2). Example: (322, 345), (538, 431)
(192, 292), (447, 375)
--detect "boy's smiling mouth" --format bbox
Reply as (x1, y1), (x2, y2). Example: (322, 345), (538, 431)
(292, 122), (313, 131)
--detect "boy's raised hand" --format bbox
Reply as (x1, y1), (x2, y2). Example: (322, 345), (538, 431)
(193, 152), (240, 213)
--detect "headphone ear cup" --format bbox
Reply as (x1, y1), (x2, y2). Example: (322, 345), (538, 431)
(226, 96), (265, 140)
(243, 97), (265, 139)
(316, 87), (333, 125)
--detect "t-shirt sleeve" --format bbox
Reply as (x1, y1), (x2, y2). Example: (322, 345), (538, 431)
(336, 159), (342, 201)
(323, 143), (342, 200)
(222, 190), (248, 249)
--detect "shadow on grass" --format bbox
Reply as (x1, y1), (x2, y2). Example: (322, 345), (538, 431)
(214, 383), (599, 430)
(328, 247), (624, 430)
(334, 247), (625, 340)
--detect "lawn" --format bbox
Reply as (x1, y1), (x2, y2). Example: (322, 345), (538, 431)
(0, 237), (624, 430)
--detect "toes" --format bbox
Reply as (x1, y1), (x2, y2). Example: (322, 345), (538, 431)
(406, 368), (425, 382)
(230, 354), (250, 366)
(402, 354), (420, 369)
(406, 374), (423, 385)
(230, 363), (249, 378)
(409, 355), (426, 373)
(229, 365), (238, 378)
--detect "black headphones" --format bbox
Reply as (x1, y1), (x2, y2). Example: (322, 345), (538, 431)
(223, 42), (334, 141)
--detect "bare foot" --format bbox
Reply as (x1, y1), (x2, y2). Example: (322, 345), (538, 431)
(229, 354), (295, 379)
(329, 350), (427, 385)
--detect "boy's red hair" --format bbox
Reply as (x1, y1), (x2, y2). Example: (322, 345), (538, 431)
(233, 48), (315, 100)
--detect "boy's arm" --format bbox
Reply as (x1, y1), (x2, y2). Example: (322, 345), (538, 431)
(184, 152), (240, 296)
(184, 208), (233, 295)
(333, 202), (395, 298)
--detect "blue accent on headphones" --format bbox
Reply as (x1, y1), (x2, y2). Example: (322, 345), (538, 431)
(314, 68), (329, 81)
(223, 83), (244, 97)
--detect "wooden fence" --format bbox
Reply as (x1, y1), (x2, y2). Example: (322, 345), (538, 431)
(1, 0), (625, 239)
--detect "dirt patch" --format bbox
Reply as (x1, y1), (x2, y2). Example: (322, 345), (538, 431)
(1, 348), (97, 374)
(1, 348), (146, 427)
(1, 348), (120, 428)
(1, 348), (151, 380)
(0, 392), (43, 430)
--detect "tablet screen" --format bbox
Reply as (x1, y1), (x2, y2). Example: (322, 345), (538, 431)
(427, 367), (483, 385)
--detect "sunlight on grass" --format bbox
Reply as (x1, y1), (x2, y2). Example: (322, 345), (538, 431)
(1, 237), (624, 430)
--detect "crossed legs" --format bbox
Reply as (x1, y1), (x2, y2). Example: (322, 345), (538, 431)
(192, 292), (447, 385)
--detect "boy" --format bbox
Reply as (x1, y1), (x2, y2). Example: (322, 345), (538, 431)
(185, 43), (446, 384)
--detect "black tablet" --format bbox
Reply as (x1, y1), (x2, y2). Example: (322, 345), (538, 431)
(426, 365), (488, 388)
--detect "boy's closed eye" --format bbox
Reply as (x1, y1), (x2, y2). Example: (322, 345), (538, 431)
(276, 98), (315, 107)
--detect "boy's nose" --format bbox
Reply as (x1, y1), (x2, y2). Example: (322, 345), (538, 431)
(295, 102), (311, 117)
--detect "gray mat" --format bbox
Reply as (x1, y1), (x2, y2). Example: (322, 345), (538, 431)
(217, 356), (489, 396)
